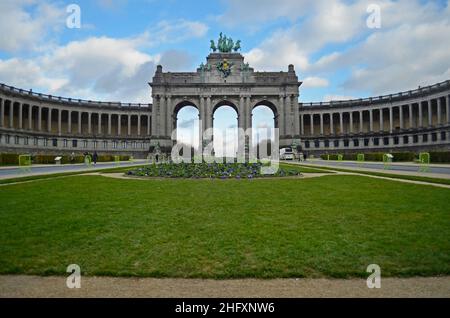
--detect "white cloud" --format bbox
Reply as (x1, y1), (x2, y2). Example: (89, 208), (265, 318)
(323, 94), (356, 102)
(302, 77), (329, 88)
(0, 0), (65, 52)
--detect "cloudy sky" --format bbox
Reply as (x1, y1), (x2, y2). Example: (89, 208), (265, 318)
(0, 0), (449, 149)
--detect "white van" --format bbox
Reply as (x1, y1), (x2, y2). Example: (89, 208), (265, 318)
(280, 147), (294, 160)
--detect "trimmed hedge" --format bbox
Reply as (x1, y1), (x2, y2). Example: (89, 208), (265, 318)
(0, 153), (130, 165)
(320, 151), (450, 163)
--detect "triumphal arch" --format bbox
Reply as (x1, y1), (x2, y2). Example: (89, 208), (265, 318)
(149, 34), (302, 153)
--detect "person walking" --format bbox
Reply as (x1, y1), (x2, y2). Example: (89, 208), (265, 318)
(93, 151), (98, 165)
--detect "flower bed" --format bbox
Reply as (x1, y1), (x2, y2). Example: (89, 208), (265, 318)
(126, 162), (301, 179)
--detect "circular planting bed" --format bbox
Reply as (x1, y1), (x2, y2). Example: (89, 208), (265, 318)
(126, 162), (302, 179)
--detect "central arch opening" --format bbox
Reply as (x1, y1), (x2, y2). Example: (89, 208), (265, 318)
(213, 104), (238, 160)
(176, 105), (200, 151)
(252, 104), (277, 159)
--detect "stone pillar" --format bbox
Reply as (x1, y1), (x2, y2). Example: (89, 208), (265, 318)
(278, 95), (285, 136)
(18, 103), (23, 129)
(28, 106), (33, 130)
(330, 113), (334, 135)
(293, 95), (300, 136)
(98, 113), (102, 135)
(418, 102), (423, 127)
(245, 96), (251, 131)
(409, 104), (413, 128)
(389, 107), (393, 133)
(147, 114), (151, 136)
(200, 96), (205, 132)
(310, 114), (314, 136)
(207, 96), (212, 132)
(0, 99), (4, 127)
(399, 106), (404, 129)
(339, 112), (343, 135)
(137, 114), (141, 136)
(118, 114), (122, 136)
(447, 95), (450, 124)
(78, 112), (82, 134)
(428, 100), (432, 127)
(349, 111), (353, 134)
(166, 96), (172, 137)
(379, 108), (383, 132)
(67, 111), (72, 133)
(238, 95), (245, 132)
(127, 115), (131, 136)
(48, 108), (52, 132)
(369, 109), (373, 132)
(151, 98), (158, 136)
(108, 113), (112, 135)
(159, 96), (166, 136)
(319, 113), (324, 135)
(58, 109), (62, 135)
(9, 102), (14, 128)
(437, 98), (442, 126)
(38, 107), (42, 131)
(88, 112), (92, 134)
(359, 111), (363, 133)
(300, 114), (304, 135)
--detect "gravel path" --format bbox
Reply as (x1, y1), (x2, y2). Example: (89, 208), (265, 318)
(1, 275), (449, 298)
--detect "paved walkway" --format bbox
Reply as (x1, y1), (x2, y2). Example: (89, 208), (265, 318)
(1, 275), (448, 298)
(0, 160), (147, 180)
(304, 159), (450, 177)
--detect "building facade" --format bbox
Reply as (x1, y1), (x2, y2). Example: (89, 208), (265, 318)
(1, 49), (449, 158)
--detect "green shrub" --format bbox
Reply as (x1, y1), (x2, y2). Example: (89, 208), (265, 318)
(0, 153), (19, 165)
(429, 151), (450, 163)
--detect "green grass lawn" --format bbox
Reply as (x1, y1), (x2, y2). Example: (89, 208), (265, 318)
(0, 174), (449, 278)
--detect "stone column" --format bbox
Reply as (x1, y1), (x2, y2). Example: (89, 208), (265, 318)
(238, 95), (245, 132)
(147, 114), (151, 136)
(330, 113), (334, 135)
(38, 107), (42, 131)
(359, 111), (363, 133)
(437, 98), (442, 126)
(28, 106), (33, 130)
(98, 113), (102, 135)
(339, 112), (343, 135)
(349, 111), (353, 134)
(379, 108), (383, 132)
(319, 113), (323, 135)
(293, 95), (300, 136)
(151, 98), (158, 136)
(58, 109), (62, 135)
(207, 96), (213, 131)
(369, 109), (373, 132)
(166, 96), (172, 137)
(67, 111), (72, 133)
(88, 112), (92, 134)
(137, 114), (141, 136)
(78, 112), (82, 134)
(18, 103), (23, 129)
(428, 100), (432, 127)
(118, 114), (122, 136)
(278, 95), (285, 136)
(300, 114), (304, 135)
(0, 99), (4, 127)
(9, 102), (14, 128)
(245, 96), (251, 131)
(418, 102), (423, 127)
(446, 95), (450, 124)
(389, 107), (393, 133)
(310, 114), (314, 136)
(399, 106), (404, 129)
(127, 115), (131, 136)
(48, 108), (52, 132)
(409, 104), (413, 128)
(159, 96), (166, 136)
(200, 96), (205, 133)
(108, 113), (112, 135)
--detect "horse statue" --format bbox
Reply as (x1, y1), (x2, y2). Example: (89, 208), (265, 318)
(210, 40), (217, 52)
(234, 40), (241, 52)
